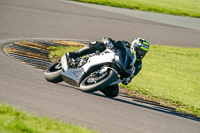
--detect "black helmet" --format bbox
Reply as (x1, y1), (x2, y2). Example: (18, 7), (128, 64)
(131, 38), (149, 60)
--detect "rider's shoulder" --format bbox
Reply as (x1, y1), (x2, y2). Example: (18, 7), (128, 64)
(122, 40), (131, 48)
(114, 40), (131, 49)
(114, 40), (130, 44)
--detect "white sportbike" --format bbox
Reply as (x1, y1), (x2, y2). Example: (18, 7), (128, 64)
(44, 46), (135, 97)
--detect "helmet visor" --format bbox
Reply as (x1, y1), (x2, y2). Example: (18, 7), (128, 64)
(137, 49), (147, 59)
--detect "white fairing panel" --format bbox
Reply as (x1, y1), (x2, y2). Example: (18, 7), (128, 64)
(82, 51), (115, 72)
(61, 54), (68, 71)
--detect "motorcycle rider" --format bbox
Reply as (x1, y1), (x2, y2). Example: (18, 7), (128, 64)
(67, 37), (149, 85)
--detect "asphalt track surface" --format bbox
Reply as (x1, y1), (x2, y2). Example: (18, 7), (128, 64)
(0, 0), (200, 133)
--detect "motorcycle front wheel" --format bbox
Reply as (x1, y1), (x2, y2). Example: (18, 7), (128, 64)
(80, 69), (117, 93)
(44, 60), (63, 83)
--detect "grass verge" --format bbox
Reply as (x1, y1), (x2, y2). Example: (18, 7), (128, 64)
(73, 0), (200, 18)
(48, 46), (83, 62)
(0, 104), (98, 133)
(48, 44), (200, 117)
(125, 45), (200, 117)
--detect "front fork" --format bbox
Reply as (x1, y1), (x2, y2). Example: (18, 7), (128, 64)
(99, 66), (122, 86)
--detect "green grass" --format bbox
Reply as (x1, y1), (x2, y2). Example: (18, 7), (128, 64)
(122, 45), (200, 116)
(0, 104), (98, 133)
(73, 0), (200, 18)
(47, 44), (200, 117)
(48, 46), (83, 62)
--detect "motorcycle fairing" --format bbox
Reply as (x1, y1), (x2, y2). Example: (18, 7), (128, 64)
(61, 48), (136, 87)
(61, 68), (84, 87)
(61, 54), (69, 71)
(61, 50), (116, 87)
(82, 50), (115, 73)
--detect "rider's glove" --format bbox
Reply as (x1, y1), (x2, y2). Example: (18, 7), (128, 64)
(102, 37), (114, 49)
(122, 77), (131, 85)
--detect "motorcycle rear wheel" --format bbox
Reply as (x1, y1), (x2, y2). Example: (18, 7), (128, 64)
(80, 69), (117, 93)
(44, 61), (63, 83)
(101, 84), (119, 97)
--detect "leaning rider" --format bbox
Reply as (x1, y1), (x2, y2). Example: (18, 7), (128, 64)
(67, 37), (150, 85)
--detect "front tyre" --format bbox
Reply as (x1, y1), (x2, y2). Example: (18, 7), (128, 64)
(44, 61), (63, 83)
(80, 69), (117, 93)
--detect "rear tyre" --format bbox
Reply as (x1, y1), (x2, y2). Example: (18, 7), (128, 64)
(80, 69), (117, 93)
(44, 61), (63, 83)
(101, 84), (119, 97)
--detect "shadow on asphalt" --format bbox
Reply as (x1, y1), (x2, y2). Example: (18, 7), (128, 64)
(58, 82), (200, 122)
(93, 93), (200, 122)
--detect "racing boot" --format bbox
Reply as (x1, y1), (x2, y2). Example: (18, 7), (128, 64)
(67, 45), (96, 59)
